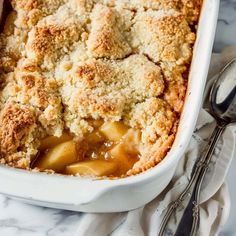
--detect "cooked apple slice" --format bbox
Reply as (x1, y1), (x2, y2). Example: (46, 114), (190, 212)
(65, 160), (117, 176)
(109, 141), (139, 174)
(90, 119), (104, 128)
(39, 133), (72, 150)
(99, 121), (128, 142)
(109, 143), (137, 175)
(123, 129), (141, 154)
(109, 143), (133, 166)
(36, 141), (77, 172)
(109, 143), (129, 161)
(86, 131), (104, 144)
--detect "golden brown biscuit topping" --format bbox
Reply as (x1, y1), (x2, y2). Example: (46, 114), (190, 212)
(87, 4), (132, 59)
(0, 0), (202, 177)
(0, 103), (36, 155)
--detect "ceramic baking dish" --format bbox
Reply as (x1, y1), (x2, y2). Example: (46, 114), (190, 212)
(0, 0), (219, 212)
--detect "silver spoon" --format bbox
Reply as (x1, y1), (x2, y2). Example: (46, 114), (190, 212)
(159, 58), (236, 236)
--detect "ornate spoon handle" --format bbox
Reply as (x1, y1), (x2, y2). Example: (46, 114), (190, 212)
(159, 124), (226, 236)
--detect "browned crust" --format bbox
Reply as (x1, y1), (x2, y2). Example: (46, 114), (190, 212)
(87, 4), (132, 59)
(98, 0), (202, 24)
(0, 103), (36, 155)
(0, 0), (202, 176)
(127, 134), (175, 176)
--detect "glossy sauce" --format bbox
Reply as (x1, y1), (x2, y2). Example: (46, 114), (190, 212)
(33, 126), (140, 177)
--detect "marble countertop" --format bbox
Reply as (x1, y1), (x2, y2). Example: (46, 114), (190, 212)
(213, 0), (236, 53)
(0, 1), (236, 236)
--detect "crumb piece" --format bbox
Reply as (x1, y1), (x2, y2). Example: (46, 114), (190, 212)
(0, 103), (36, 155)
(87, 4), (132, 59)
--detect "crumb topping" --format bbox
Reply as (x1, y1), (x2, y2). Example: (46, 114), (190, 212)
(0, 103), (38, 167)
(87, 4), (132, 59)
(58, 55), (165, 137)
(0, 0), (201, 175)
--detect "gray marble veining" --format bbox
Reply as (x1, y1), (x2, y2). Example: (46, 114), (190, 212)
(0, 1), (236, 236)
(0, 194), (82, 236)
(214, 0), (236, 52)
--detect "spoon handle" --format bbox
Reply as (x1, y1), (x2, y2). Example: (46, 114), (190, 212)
(159, 125), (226, 236)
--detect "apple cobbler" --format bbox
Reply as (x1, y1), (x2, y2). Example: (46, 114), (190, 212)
(0, 0), (202, 177)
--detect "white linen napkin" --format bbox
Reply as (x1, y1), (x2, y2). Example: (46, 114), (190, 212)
(74, 47), (236, 236)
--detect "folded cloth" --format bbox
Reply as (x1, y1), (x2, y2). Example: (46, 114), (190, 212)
(74, 47), (236, 236)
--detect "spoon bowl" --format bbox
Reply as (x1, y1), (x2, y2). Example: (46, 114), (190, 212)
(160, 57), (236, 236)
(210, 58), (236, 124)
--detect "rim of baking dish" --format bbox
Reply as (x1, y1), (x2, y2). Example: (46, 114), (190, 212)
(0, 0), (219, 201)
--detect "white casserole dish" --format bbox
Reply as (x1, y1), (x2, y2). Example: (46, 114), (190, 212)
(0, 0), (219, 212)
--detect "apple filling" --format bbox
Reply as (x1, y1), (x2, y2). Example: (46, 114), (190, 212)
(33, 122), (141, 177)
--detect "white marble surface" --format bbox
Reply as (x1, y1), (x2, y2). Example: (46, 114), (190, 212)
(0, 1), (236, 236)
(213, 0), (236, 53)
